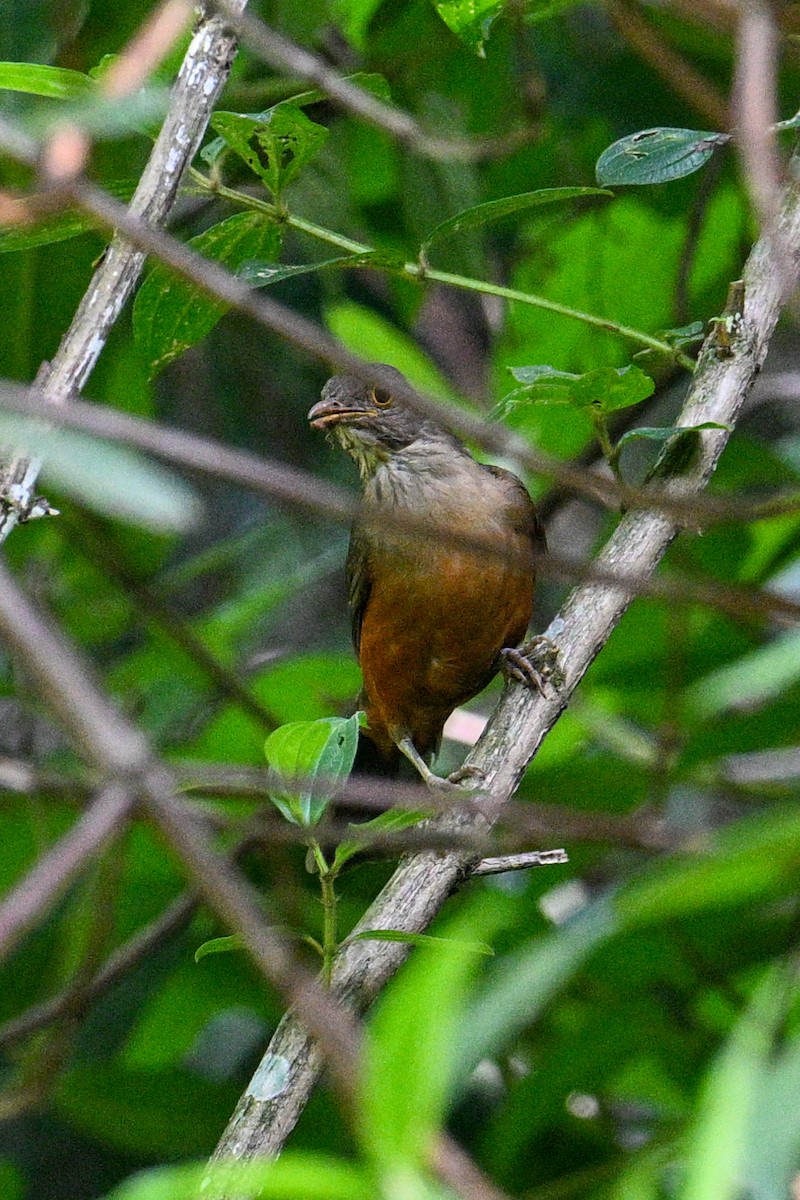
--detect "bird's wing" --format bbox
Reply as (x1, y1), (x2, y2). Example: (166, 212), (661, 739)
(484, 464), (546, 559)
(346, 524), (372, 655)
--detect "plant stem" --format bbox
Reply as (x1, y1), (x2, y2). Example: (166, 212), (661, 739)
(591, 408), (622, 480)
(187, 168), (695, 368)
(308, 840), (338, 986)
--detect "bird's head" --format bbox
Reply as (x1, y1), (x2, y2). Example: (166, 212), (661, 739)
(308, 365), (437, 479)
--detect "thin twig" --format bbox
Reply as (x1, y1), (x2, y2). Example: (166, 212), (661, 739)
(472, 851), (569, 875)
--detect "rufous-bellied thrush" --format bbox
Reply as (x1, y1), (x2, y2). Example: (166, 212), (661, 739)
(308, 364), (547, 786)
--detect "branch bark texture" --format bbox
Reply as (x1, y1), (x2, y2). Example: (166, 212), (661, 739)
(211, 172), (800, 1161)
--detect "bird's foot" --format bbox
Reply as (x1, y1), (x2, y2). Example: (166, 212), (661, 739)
(501, 636), (564, 696)
(397, 736), (484, 792)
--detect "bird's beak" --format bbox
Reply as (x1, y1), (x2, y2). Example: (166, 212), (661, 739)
(307, 399), (373, 430)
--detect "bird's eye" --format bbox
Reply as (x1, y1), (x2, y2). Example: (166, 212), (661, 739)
(370, 386), (393, 408)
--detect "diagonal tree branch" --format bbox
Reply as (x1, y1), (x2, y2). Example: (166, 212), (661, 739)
(209, 163), (800, 1162)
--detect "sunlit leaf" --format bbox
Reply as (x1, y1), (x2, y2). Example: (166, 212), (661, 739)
(264, 712), (363, 826)
(193, 936), (244, 963)
(420, 187), (610, 260)
(683, 967), (788, 1200)
(104, 1154), (373, 1200)
(501, 363), (654, 413)
(362, 898), (503, 1168)
(210, 103), (328, 198)
(133, 212), (282, 377)
(596, 127), (730, 186)
(0, 62), (94, 99)
(433, 0), (505, 56)
(687, 629), (800, 719)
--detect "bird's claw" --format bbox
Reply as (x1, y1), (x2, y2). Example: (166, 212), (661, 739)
(501, 636), (563, 695)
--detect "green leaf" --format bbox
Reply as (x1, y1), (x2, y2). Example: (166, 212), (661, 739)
(0, 180), (136, 254)
(658, 320), (706, 349)
(433, 0), (505, 56)
(264, 712), (363, 827)
(349, 930), (494, 955)
(616, 421), (727, 454)
(596, 127), (730, 187)
(0, 61), (95, 99)
(193, 935), (244, 963)
(103, 1154), (373, 1200)
(616, 807), (800, 928)
(0, 412), (201, 532)
(210, 103), (328, 197)
(503, 363), (654, 413)
(744, 1032), (800, 1200)
(132, 212), (282, 377)
(683, 966), (789, 1200)
(420, 187), (611, 261)
(239, 252), (383, 288)
(361, 897), (503, 1169)
(0, 1160), (23, 1200)
(332, 807), (428, 871)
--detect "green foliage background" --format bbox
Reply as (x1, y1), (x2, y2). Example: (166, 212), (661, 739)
(0, 1), (799, 1199)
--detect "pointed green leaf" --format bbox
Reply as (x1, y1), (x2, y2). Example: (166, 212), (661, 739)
(133, 212), (282, 377)
(420, 187), (610, 260)
(288, 71), (392, 109)
(239, 252), (382, 288)
(658, 320), (705, 349)
(0, 62), (94, 99)
(332, 807), (428, 871)
(433, 0), (505, 56)
(616, 421), (727, 454)
(193, 935), (244, 963)
(0, 412), (201, 532)
(210, 103), (328, 197)
(264, 713), (363, 827)
(596, 127), (730, 187)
